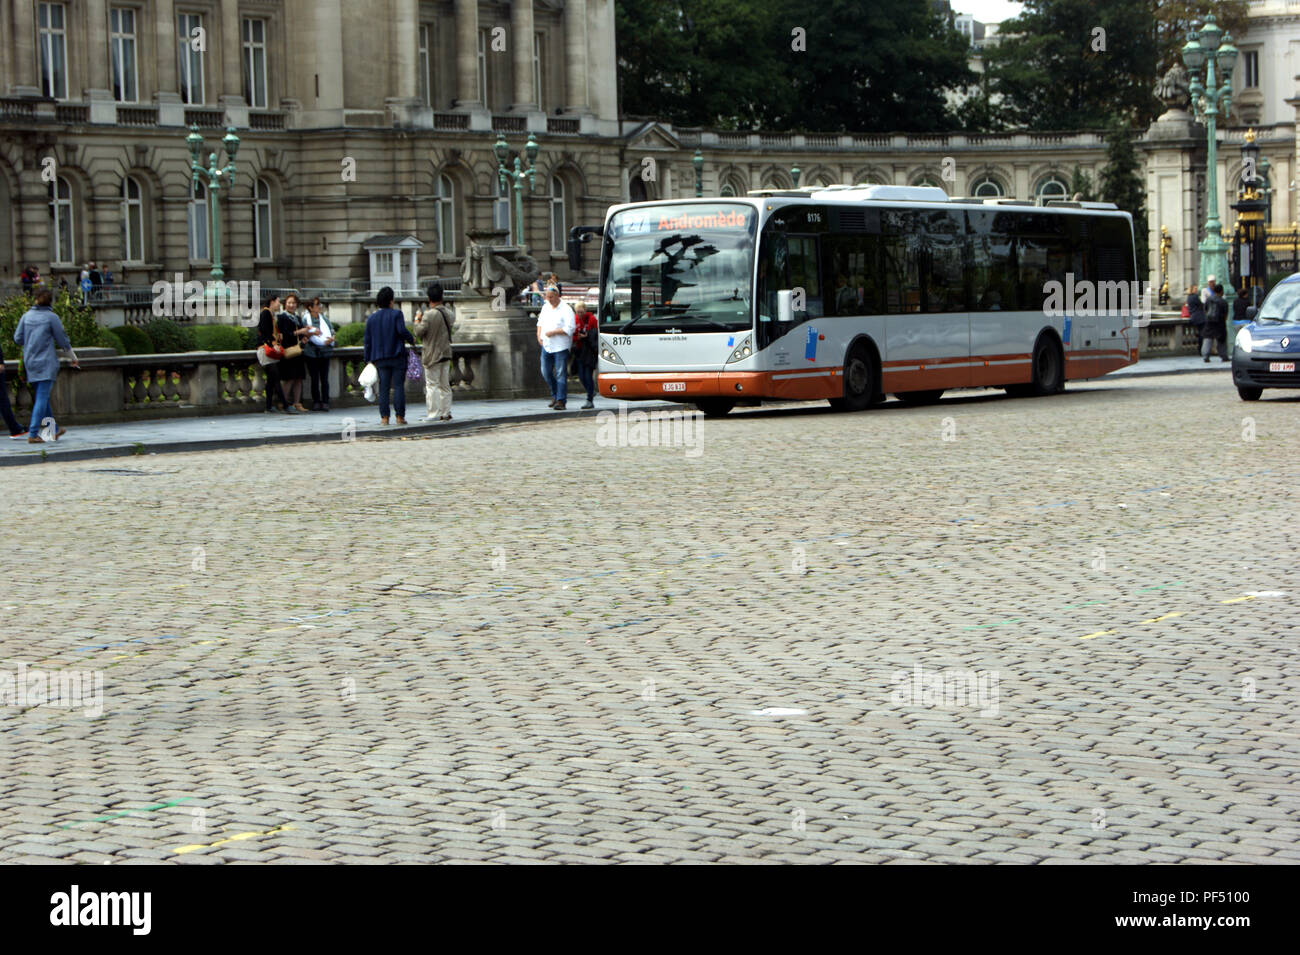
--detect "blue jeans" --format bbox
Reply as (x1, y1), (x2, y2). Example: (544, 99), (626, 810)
(540, 348), (569, 402)
(576, 362), (595, 401)
(375, 356), (407, 419)
(28, 379), (53, 439)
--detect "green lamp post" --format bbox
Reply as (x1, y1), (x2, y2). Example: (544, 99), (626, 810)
(186, 124), (240, 286)
(493, 133), (540, 251)
(1183, 14), (1239, 320)
(693, 149), (704, 197)
(791, 164), (801, 189)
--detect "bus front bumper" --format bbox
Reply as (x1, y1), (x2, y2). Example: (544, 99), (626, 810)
(598, 371), (764, 401)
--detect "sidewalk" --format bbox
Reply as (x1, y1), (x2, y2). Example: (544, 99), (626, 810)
(0, 354), (1227, 466)
(0, 395), (672, 466)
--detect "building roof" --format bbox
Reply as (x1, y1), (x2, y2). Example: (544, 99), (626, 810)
(361, 234), (424, 249)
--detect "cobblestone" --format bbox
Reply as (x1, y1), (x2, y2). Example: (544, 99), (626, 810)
(1, 375), (1297, 862)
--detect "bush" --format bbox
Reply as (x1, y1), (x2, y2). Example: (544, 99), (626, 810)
(191, 324), (249, 352)
(0, 288), (116, 360)
(142, 317), (195, 354)
(241, 326), (260, 349)
(334, 323), (366, 347)
(112, 325), (154, 355)
(100, 328), (126, 355)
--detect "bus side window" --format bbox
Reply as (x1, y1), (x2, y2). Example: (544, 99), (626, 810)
(825, 235), (882, 315)
(786, 236), (823, 319)
(757, 232), (785, 325)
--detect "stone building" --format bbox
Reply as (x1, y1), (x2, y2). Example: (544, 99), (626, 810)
(0, 0), (1296, 299)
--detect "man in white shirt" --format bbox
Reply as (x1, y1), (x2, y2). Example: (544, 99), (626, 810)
(536, 284), (576, 410)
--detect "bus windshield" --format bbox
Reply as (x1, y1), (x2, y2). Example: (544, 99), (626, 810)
(601, 203), (756, 333)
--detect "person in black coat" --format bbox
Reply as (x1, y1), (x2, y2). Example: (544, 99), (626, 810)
(257, 292), (294, 413)
(363, 286), (414, 424)
(1201, 282), (1229, 362)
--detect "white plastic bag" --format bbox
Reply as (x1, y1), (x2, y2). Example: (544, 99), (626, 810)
(358, 362), (379, 387)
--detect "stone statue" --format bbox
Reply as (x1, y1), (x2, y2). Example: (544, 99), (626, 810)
(460, 231), (539, 299)
(1154, 64), (1191, 111)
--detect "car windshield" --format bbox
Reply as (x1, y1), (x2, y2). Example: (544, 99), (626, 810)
(1258, 283), (1300, 324)
(600, 203), (756, 333)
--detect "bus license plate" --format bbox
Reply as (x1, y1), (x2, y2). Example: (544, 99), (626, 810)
(662, 382), (686, 392)
(1269, 362), (1295, 372)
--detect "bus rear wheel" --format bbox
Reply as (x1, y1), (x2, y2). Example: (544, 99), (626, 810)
(694, 399), (735, 417)
(895, 390), (944, 405)
(830, 343), (876, 412)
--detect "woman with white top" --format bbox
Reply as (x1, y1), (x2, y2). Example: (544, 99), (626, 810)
(302, 297), (336, 411)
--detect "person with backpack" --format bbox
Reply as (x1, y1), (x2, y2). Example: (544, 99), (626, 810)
(302, 296), (336, 411)
(1201, 281), (1229, 362)
(413, 281), (455, 421)
(571, 299), (598, 409)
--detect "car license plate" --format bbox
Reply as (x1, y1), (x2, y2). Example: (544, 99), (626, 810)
(1269, 362), (1295, 372)
(662, 382), (686, 392)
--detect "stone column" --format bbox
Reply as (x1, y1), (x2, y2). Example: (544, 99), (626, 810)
(454, 0), (481, 109)
(85, 0), (110, 92)
(11, 0), (40, 96)
(219, 0), (248, 126)
(155, 0), (177, 92)
(510, 0), (535, 111)
(563, 0), (589, 113)
(392, 0), (418, 101)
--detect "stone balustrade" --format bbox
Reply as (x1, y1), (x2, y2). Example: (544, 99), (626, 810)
(3, 345), (493, 425)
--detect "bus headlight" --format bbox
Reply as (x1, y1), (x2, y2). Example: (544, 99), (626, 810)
(726, 334), (753, 363)
(600, 342), (625, 365)
(1236, 327), (1253, 353)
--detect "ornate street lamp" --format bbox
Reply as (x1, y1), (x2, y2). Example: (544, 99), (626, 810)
(693, 149), (704, 197)
(494, 132), (540, 251)
(1183, 13), (1238, 318)
(791, 164), (801, 189)
(1231, 129), (1269, 307)
(186, 124), (240, 284)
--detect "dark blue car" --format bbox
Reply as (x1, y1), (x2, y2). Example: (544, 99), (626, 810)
(1232, 274), (1300, 400)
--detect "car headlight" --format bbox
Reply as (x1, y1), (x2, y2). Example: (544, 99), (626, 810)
(599, 341), (624, 365)
(726, 334), (753, 363)
(1237, 327), (1253, 354)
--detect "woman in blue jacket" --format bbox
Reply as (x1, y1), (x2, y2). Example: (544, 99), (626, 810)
(13, 287), (79, 443)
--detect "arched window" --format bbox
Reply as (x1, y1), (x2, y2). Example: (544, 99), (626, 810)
(550, 175), (566, 252)
(188, 179), (209, 260)
(49, 176), (74, 265)
(970, 175), (1004, 198)
(1035, 175), (1069, 200)
(629, 175), (647, 203)
(121, 177), (144, 262)
(253, 178), (273, 258)
(719, 183), (735, 197)
(913, 175), (943, 189)
(435, 173), (455, 255)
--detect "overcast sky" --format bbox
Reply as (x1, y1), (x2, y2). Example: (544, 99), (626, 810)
(955, 0), (1023, 23)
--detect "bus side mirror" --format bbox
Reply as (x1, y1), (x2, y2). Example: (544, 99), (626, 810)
(777, 290), (794, 325)
(1246, 305), (1258, 320)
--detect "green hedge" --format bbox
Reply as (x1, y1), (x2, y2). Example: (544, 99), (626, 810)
(100, 328), (126, 355)
(142, 318), (195, 354)
(112, 325), (154, 355)
(191, 324), (249, 352)
(334, 323), (366, 347)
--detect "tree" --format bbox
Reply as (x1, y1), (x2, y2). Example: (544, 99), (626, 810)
(1099, 123), (1150, 283)
(984, 0), (1160, 130)
(1155, 1), (1248, 76)
(1069, 165), (1097, 201)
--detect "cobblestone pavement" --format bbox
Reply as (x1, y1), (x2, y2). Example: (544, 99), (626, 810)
(2, 374), (1297, 864)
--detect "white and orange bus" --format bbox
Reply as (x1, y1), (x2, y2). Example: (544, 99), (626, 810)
(595, 185), (1138, 416)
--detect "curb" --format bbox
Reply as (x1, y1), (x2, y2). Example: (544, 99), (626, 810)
(1109, 363), (1232, 380)
(0, 403), (673, 468)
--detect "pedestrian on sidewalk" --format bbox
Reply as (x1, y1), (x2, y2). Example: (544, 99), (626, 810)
(413, 281), (454, 422)
(0, 354), (27, 439)
(363, 286), (414, 425)
(1202, 281), (1229, 362)
(13, 287), (78, 443)
(571, 298), (598, 409)
(279, 293), (311, 412)
(536, 283), (575, 410)
(302, 297), (335, 411)
(1233, 282), (1252, 326)
(257, 292), (294, 413)
(19, 265), (37, 294)
(1185, 283), (1205, 342)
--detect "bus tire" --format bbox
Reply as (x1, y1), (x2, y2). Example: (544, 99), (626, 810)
(694, 399), (735, 417)
(1008, 333), (1064, 397)
(831, 342), (877, 412)
(895, 389), (944, 405)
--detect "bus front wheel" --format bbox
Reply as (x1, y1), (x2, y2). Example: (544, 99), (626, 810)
(694, 399), (735, 417)
(830, 343), (876, 412)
